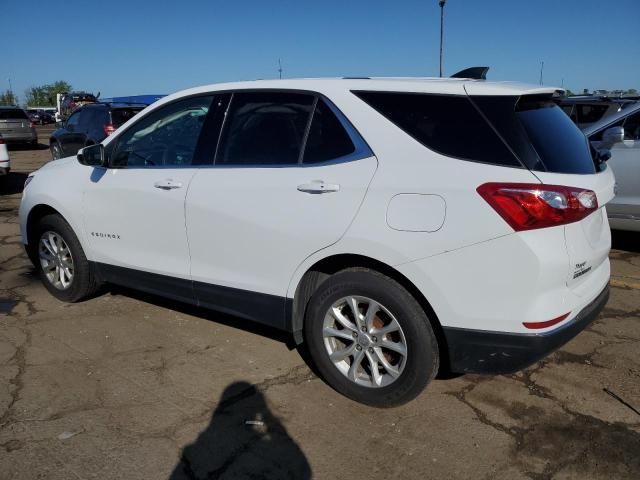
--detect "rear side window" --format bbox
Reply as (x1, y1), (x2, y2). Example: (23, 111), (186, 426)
(303, 99), (355, 164)
(217, 92), (314, 166)
(576, 104), (610, 124)
(0, 109), (28, 120)
(111, 108), (143, 127)
(352, 91), (521, 167)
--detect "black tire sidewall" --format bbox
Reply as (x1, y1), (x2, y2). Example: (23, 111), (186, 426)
(304, 269), (439, 407)
(34, 214), (93, 302)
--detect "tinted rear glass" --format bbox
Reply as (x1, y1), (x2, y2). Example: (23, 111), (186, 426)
(0, 109), (29, 120)
(516, 97), (596, 174)
(111, 108), (143, 127)
(472, 95), (597, 174)
(352, 91), (521, 167)
(303, 99), (355, 164)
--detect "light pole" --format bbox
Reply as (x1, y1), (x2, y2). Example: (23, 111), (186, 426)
(439, 0), (447, 77)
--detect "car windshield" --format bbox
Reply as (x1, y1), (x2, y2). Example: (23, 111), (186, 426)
(0, 109), (29, 119)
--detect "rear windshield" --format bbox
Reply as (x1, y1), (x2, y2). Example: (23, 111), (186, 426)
(110, 108), (144, 127)
(0, 109), (29, 120)
(472, 95), (597, 174)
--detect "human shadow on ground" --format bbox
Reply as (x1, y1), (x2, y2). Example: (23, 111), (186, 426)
(169, 381), (312, 480)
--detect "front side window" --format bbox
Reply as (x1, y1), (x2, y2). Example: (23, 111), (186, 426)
(66, 110), (83, 128)
(622, 111), (640, 140)
(111, 95), (213, 168)
(216, 92), (314, 166)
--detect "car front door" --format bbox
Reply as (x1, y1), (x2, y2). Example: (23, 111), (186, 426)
(185, 91), (377, 325)
(83, 95), (215, 300)
(607, 110), (640, 220)
(58, 109), (86, 156)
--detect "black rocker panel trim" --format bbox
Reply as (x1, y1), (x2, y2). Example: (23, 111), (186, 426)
(93, 262), (287, 330)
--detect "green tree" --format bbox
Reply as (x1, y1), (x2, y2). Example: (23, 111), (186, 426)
(0, 90), (17, 105)
(24, 81), (72, 106)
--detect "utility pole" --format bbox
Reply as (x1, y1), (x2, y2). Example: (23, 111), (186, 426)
(439, 0), (447, 77)
(278, 58), (283, 80)
(539, 61), (544, 85)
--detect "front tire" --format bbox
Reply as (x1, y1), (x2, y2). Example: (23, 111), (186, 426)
(34, 214), (100, 302)
(50, 142), (62, 160)
(304, 268), (439, 407)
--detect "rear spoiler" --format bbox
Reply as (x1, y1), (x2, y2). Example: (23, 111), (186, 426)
(451, 66), (489, 80)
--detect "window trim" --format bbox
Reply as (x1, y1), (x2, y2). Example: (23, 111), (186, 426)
(103, 88), (374, 170)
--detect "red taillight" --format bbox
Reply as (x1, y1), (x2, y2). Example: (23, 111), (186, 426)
(29, 121), (34, 128)
(523, 312), (570, 329)
(477, 182), (598, 231)
(104, 123), (116, 136)
(0, 137), (4, 144)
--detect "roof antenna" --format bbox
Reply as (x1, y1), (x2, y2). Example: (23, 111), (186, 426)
(278, 58), (283, 80)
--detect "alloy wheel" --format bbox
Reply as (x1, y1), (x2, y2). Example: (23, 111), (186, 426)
(323, 296), (408, 388)
(39, 231), (74, 290)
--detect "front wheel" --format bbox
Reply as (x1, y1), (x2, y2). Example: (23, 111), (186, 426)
(304, 268), (439, 407)
(34, 214), (100, 302)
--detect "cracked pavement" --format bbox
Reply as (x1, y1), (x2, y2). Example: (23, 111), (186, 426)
(1, 127), (639, 479)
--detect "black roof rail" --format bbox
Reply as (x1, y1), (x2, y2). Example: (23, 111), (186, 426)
(450, 66), (489, 80)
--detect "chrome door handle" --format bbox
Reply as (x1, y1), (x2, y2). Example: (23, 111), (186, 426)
(154, 179), (183, 190)
(297, 180), (340, 194)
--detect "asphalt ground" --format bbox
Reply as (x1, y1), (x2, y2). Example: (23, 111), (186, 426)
(0, 125), (639, 479)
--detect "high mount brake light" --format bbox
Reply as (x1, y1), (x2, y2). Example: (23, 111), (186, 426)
(477, 182), (598, 231)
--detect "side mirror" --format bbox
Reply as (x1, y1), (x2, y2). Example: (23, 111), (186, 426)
(600, 126), (625, 150)
(77, 144), (107, 167)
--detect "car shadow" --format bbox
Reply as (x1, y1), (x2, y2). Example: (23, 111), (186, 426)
(611, 230), (640, 254)
(106, 285), (295, 347)
(6, 142), (48, 152)
(0, 172), (28, 195)
(169, 381), (312, 480)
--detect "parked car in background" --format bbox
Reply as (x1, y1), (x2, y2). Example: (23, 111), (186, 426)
(58, 92), (99, 122)
(22, 76), (612, 406)
(27, 109), (43, 125)
(0, 107), (38, 145)
(49, 102), (145, 159)
(558, 95), (637, 129)
(0, 134), (9, 178)
(585, 101), (640, 232)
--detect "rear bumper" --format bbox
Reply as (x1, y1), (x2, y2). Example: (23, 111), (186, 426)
(2, 132), (37, 143)
(443, 285), (609, 374)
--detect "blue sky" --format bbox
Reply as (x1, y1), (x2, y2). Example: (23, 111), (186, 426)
(3, 0), (639, 100)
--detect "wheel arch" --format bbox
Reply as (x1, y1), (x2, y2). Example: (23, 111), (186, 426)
(287, 254), (449, 365)
(25, 204), (68, 264)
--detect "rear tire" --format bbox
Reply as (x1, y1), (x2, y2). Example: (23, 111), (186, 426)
(304, 268), (439, 407)
(33, 214), (100, 302)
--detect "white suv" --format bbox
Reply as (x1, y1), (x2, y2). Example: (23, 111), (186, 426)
(19, 77), (614, 406)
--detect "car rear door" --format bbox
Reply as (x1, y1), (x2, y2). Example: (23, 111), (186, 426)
(185, 91), (377, 324)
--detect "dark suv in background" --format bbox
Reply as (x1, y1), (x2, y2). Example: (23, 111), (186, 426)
(50, 103), (145, 159)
